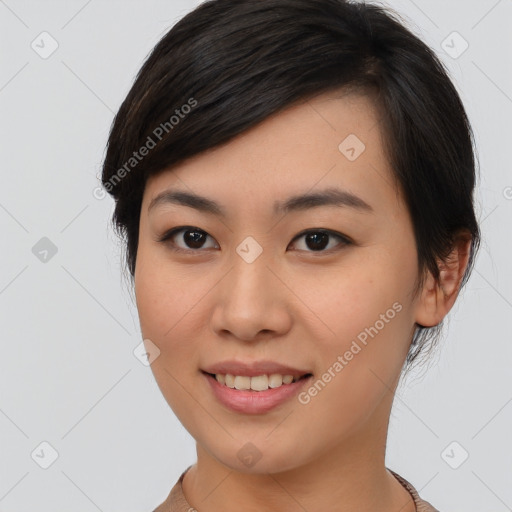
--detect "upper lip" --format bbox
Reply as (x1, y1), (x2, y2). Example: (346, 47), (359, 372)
(202, 360), (312, 378)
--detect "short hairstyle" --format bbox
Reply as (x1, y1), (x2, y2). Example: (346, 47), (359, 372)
(101, 0), (480, 370)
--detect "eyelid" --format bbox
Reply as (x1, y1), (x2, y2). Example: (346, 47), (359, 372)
(157, 226), (219, 253)
(290, 228), (352, 245)
(288, 228), (352, 253)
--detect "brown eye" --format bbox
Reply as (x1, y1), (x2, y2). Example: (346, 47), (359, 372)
(180, 229), (208, 249)
(158, 227), (219, 252)
(158, 227), (350, 255)
(288, 230), (350, 253)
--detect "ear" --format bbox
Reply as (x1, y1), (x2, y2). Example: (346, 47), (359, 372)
(414, 232), (472, 327)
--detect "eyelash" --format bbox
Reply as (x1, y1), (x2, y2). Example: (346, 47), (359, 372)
(157, 226), (352, 255)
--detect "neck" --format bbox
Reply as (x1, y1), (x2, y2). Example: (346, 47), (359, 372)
(182, 399), (415, 512)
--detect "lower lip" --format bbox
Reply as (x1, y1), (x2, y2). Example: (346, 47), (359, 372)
(202, 372), (313, 414)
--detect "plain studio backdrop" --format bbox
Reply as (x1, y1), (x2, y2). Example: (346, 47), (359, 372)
(0, 0), (511, 511)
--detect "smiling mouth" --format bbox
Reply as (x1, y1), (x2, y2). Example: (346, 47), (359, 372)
(203, 371), (313, 392)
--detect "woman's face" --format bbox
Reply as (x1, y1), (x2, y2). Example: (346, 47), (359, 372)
(134, 91), (424, 473)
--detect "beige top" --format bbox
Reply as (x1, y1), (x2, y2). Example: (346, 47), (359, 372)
(153, 466), (439, 512)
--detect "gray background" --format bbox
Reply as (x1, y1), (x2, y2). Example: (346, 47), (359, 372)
(0, 0), (511, 510)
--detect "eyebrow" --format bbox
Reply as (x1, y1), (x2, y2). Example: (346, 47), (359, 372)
(148, 187), (373, 217)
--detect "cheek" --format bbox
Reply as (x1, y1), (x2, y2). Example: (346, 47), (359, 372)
(291, 251), (416, 346)
(134, 258), (208, 423)
(293, 249), (417, 401)
(134, 251), (207, 374)
(135, 239), (210, 336)
(292, 280), (414, 444)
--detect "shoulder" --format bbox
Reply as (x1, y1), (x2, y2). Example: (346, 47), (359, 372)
(390, 469), (440, 512)
(151, 466), (193, 512)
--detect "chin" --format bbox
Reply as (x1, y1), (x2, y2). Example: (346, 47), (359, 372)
(204, 436), (311, 475)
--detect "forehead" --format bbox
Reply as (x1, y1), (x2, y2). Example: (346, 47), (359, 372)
(143, 90), (399, 216)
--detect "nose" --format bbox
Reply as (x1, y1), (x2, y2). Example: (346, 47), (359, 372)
(210, 253), (293, 342)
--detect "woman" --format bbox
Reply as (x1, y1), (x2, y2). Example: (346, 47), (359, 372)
(101, 1), (480, 510)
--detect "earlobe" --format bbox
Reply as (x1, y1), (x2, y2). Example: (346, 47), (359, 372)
(414, 232), (472, 328)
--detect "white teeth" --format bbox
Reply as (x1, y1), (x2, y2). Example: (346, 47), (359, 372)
(268, 374), (283, 388)
(282, 375), (294, 384)
(250, 375), (268, 391)
(225, 374), (235, 388)
(234, 376), (251, 390)
(213, 373), (300, 391)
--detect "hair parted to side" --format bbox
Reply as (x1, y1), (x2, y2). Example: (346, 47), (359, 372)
(101, 0), (480, 371)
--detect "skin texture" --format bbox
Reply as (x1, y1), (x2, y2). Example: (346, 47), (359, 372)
(134, 91), (470, 512)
